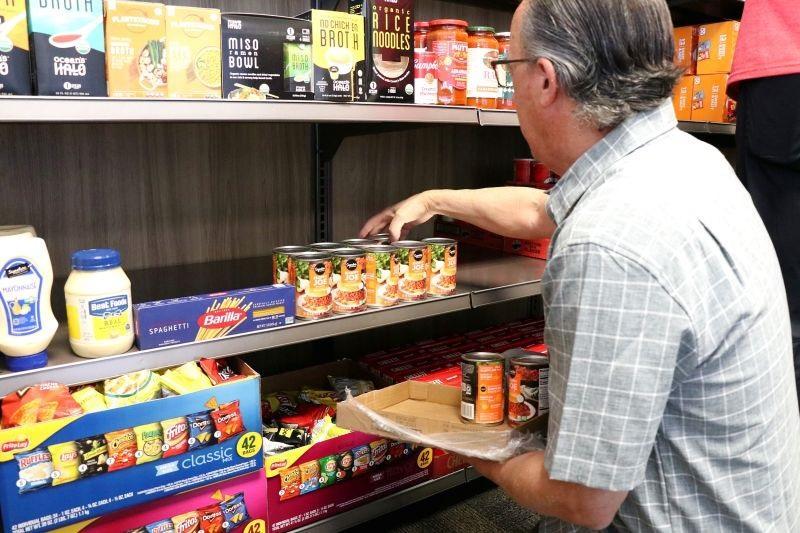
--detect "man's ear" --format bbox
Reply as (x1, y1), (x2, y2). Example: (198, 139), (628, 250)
(536, 57), (559, 107)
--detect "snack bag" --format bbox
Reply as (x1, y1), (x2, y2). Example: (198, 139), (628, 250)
(171, 511), (200, 533)
(104, 370), (161, 408)
(220, 493), (250, 528)
(161, 416), (189, 458)
(298, 387), (338, 407)
(187, 411), (216, 450)
(278, 403), (334, 432)
(48, 441), (80, 486)
(77, 435), (108, 477)
(160, 361), (213, 395)
(199, 358), (244, 384)
(210, 400), (244, 442)
(327, 376), (374, 400)
(279, 466), (301, 501)
(144, 520), (175, 533)
(369, 439), (388, 467)
(197, 504), (225, 533)
(299, 460), (320, 494)
(263, 426), (309, 455)
(318, 455), (337, 487)
(352, 444), (370, 477)
(106, 428), (137, 471)
(336, 449), (354, 482)
(262, 391), (298, 420)
(16, 449), (53, 493)
(134, 423), (164, 464)
(386, 441), (409, 462)
(71, 386), (107, 413)
(2, 382), (83, 427)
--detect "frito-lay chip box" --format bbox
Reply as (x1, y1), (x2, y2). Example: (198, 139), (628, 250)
(0, 360), (263, 532)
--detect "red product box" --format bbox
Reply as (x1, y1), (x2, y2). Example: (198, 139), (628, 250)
(394, 361), (460, 383)
(503, 237), (551, 260)
(430, 449), (467, 479)
(413, 365), (461, 387)
(525, 343), (549, 355)
(434, 217), (504, 251)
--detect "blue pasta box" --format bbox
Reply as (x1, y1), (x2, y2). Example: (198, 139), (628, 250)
(133, 284), (295, 350)
(0, 359), (263, 533)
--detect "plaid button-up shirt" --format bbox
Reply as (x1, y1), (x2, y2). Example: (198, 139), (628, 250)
(540, 101), (800, 532)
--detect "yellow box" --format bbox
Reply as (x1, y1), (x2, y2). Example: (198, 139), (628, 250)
(673, 26), (697, 75)
(105, 0), (167, 98)
(696, 21), (739, 75)
(691, 74), (736, 123)
(672, 75), (694, 121)
(165, 5), (221, 99)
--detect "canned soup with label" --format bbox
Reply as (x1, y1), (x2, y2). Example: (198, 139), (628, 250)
(294, 251), (333, 320)
(423, 238), (457, 296)
(392, 241), (429, 302)
(365, 245), (399, 308)
(331, 248), (367, 314)
(273, 246), (310, 285)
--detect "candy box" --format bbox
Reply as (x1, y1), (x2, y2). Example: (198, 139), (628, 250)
(672, 75), (694, 121)
(0, 359), (263, 532)
(673, 25), (697, 75)
(691, 74), (736, 123)
(696, 21), (739, 75)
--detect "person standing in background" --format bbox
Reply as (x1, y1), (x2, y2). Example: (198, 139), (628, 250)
(728, 1), (800, 397)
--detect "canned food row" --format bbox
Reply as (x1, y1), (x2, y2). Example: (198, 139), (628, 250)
(460, 352), (549, 428)
(272, 236), (459, 321)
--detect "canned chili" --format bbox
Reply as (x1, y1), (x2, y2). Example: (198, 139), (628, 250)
(272, 246), (310, 286)
(461, 352), (505, 425)
(364, 245), (399, 308)
(331, 247), (367, 314)
(507, 354), (549, 428)
(422, 238), (458, 297)
(392, 240), (429, 302)
(293, 251), (333, 320)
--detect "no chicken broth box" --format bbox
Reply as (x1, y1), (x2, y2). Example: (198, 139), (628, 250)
(133, 285), (295, 350)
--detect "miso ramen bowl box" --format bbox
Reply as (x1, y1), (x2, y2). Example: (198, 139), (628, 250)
(28, 0), (108, 96)
(311, 9), (365, 102)
(105, 0), (167, 98)
(221, 13), (313, 101)
(0, 359), (263, 533)
(0, 0), (32, 95)
(166, 5), (221, 99)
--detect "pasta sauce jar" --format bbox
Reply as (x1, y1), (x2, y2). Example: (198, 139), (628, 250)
(496, 32), (515, 110)
(414, 21), (429, 50)
(467, 26), (499, 109)
(429, 19), (468, 106)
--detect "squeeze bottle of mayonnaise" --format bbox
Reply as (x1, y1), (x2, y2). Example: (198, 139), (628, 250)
(0, 234), (58, 371)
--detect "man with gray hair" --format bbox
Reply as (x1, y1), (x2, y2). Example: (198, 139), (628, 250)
(361, 0), (800, 530)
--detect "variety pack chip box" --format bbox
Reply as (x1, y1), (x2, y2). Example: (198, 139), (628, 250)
(0, 360), (263, 532)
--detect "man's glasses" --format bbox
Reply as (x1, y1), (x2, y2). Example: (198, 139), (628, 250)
(491, 58), (535, 88)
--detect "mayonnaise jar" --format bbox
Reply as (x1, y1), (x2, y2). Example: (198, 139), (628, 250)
(0, 234), (57, 370)
(65, 249), (134, 358)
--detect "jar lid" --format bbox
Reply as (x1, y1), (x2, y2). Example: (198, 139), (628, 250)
(414, 21), (430, 30)
(468, 26), (496, 34)
(430, 19), (468, 28)
(496, 31), (511, 38)
(72, 248), (122, 271)
(5, 351), (48, 372)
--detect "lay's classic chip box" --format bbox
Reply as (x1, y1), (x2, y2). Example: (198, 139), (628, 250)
(0, 360), (262, 532)
(133, 285), (294, 350)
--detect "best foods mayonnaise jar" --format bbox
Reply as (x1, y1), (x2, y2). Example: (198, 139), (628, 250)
(0, 234), (57, 370)
(65, 249), (134, 358)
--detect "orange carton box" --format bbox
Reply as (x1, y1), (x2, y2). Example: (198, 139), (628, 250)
(673, 26), (697, 75)
(105, 1), (167, 98)
(503, 238), (550, 260)
(691, 74), (736, 123)
(672, 75), (694, 121)
(696, 21), (739, 75)
(165, 5), (221, 99)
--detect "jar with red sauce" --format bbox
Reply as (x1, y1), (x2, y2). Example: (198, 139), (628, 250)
(467, 26), (499, 109)
(414, 21), (429, 50)
(429, 19), (469, 106)
(496, 32), (515, 110)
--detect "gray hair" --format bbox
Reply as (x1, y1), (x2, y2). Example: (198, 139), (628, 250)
(521, 0), (682, 129)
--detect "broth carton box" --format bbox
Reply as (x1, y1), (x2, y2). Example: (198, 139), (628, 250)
(0, 0), (32, 94)
(691, 74), (736, 123)
(311, 9), (365, 102)
(0, 359), (263, 532)
(221, 13), (313, 100)
(697, 21), (739, 75)
(673, 25), (697, 75)
(27, 0), (108, 96)
(166, 5), (221, 99)
(348, 0), (414, 103)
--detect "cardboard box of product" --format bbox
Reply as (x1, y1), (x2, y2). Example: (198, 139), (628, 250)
(166, 5), (221, 99)
(503, 237), (550, 260)
(673, 25), (697, 75)
(311, 9), (365, 102)
(221, 13), (314, 101)
(52, 469), (268, 532)
(348, 0), (414, 103)
(691, 74), (737, 123)
(672, 75), (694, 121)
(0, 360), (263, 532)
(0, 0), (31, 95)
(696, 20), (739, 75)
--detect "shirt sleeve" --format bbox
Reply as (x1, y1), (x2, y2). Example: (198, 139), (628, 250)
(543, 242), (693, 491)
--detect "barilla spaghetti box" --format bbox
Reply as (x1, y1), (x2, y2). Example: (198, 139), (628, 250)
(0, 360), (263, 532)
(0, 0), (32, 94)
(133, 285), (294, 350)
(673, 25), (697, 75)
(696, 20), (739, 75)
(51, 469), (267, 532)
(672, 75), (694, 121)
(691, 74), (736, 123)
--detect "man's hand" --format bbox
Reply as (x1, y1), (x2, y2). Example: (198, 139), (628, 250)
(359, 191), (435, 242)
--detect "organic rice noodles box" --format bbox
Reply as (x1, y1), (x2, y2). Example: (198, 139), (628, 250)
(165, 5), (221, 99)
(105, 0), (167, 98)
